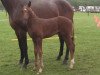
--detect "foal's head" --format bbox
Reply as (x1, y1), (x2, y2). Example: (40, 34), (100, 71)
(22, 1), (36, 21)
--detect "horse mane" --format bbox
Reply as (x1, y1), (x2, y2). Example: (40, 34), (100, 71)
(27, 7), (37, 18)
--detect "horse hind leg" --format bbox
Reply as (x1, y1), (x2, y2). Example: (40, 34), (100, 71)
(57, 35), (64, 60)
(15, 30), (29, 69)
(63, 35), (74, 64)
(57, 35), (69, 65)
(64, 35), (75, 69)
(63, 48), (69, 64)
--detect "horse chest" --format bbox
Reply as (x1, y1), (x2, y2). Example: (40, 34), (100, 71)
(27, 24), (43, 38)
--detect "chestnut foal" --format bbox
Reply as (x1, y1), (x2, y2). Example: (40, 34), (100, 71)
(22, 2), (75, 74)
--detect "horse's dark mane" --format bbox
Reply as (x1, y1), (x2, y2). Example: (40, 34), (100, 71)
(27, 7), (37, 17)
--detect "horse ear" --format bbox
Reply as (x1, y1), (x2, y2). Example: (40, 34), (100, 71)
(28, 1), (31, 7)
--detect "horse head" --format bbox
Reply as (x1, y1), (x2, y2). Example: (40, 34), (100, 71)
(22, 1), (37, 21)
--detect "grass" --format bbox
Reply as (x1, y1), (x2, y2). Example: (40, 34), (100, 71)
(0, 11), (100, 75)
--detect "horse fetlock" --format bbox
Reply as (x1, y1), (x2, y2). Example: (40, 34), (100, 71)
(56, 55), (61, 60)
(40, 62), (44, 68)
(36, 68), (43, 74)
(20, 64), (24, 71)
(25, 59), (29, 65)
(19, 58), (24, 65)
(69, 58), (75, 69)
(33, 66), (36, 71)
(23, 64), (27, 69)
(39, 68), (43, 73)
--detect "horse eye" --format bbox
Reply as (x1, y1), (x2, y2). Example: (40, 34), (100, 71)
(24, 8), (27, 11)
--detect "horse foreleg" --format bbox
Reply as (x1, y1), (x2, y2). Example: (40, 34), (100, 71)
(15, 30), (29, 69)
(33, 38), (43, 74)
(38, 41), (43, 74)
(65, 36), (75, 69)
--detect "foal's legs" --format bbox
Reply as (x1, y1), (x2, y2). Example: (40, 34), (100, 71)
(63, 48), (69, 64)
(15, 30), (29, 68)
(32, 38), (43, 74)
(64, 35), (75, 69)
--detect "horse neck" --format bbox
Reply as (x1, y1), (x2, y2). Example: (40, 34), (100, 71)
(1, 0), (20, 15)
(28, 9), (38, 22)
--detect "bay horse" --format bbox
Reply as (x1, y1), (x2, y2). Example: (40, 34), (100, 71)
(22, 1), (75, 74)
(1, 0), (74, 68)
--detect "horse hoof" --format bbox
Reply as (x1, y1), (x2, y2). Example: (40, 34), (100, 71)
(36, 68), (43, 74)
(69, 65), (74, 70)
(69, 63), (74, 69)
(69, 66), (73, 69)
(69, 58), (75, 69)
(20, 64), (23, 71)
(19, 59), (23, 64)
(33, 66), (36, 71)
(19, 63), (23, 69)
(39, 68), (43, 73)
(62, 60), (68, 65)
(23, 64), (27, 69)
(56, 56), (61, 60)
(37, 72), (40, 75)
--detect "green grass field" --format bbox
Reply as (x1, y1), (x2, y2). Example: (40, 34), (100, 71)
(0, 11), (100, 75)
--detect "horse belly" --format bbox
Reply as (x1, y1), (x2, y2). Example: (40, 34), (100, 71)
(43, 22), (58, 38)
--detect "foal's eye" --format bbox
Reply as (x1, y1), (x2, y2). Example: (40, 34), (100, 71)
(23, 8), (28, 12)
(24, 8), (27, 11)
(22, 8), (27, 13)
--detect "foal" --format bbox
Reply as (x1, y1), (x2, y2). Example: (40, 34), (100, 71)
(22, 2), (75, 74)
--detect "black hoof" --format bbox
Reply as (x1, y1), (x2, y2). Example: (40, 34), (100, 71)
(19, 60), (23, 69)
(63, 59), (68, 65)
(19, 63), (23, 68)
(19, 59), (23, 65)
(56, 56), (61, 60)
(19, 64), (27, 70)
(23, 64), (27, 69)
(22, 59), (29, 69)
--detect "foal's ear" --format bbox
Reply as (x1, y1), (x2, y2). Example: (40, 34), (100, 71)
(28, 1), (31, 7)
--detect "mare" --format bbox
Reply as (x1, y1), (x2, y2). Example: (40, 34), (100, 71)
(1, 0), (74, 68)
(22, 1), (75, 74)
